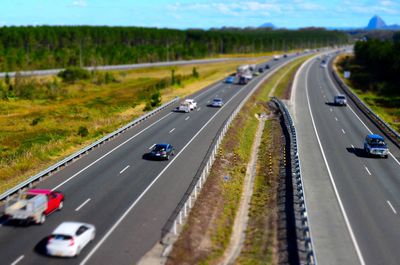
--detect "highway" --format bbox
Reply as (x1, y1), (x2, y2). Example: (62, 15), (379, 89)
(293, 53), (400, 264)
(0, 53), (301, 265)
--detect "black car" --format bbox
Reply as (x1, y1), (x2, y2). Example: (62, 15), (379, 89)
(283, 54), (288, 58)
(265, 64), (270, 70)
(258, 68), (264, 73)
(146, 143), (175, 160)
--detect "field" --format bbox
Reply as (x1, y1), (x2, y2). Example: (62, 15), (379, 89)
(0, 57), (265, 194)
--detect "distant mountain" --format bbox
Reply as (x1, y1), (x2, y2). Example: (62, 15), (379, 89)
(366, 15), (400, 30)
(259, 22), (275, 29)
(367, 15), (386, 29)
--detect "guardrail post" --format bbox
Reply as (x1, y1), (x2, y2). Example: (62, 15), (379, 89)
(184, 202), (187, 217)
(173, 220), (177, 235)
(179, 211), (183, 224)
(189, 195), (192, 208)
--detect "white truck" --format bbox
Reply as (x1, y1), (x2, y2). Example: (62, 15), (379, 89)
(178, 99), (197, 113)
(237, 65), (253, 85)
(5, 193), (48, 224)
(273, 55), (281, 60)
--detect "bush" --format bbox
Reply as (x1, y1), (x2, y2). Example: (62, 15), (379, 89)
(58, 67), (90, 83)
(192, 67), (199, 78)
(31, 116), (44, 126)
(77, 126), (89, 137)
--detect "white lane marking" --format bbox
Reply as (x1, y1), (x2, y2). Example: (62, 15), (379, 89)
(304, 61), (366, 265)
(323, 95), (326, 98)
(148, 144), (156, 150)
(342, 129), (346, 134)
(387, 200), (397, 214)
(11, 255), (24, 265)
(185, 116), (190, 121)
(364, 166), (371, 176)
(75, 198), (91, 212)
(324, 65), (400, 167)
(197, 107), (201, 111)
(335, 117), (338, 121)
(51, 111), (174, 191)
(351, 144), (355, 149)
(119, 165), (130, 174)
(80, 66), (261, 265)
(330, 108), (333, 112)
(169, 128), (175, 134)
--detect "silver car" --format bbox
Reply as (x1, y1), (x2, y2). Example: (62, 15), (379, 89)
(211, 98), (223, 107)
(334, 94), (347, 106)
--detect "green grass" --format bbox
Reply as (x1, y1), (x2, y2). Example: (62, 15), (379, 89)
(196, 57), (308, 264)
(335, 56), (400, 133)
(0, 59), (262, 194)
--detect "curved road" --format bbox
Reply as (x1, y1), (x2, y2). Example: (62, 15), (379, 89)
(293, 53), (400, 265)
(0, 53), (303, 265)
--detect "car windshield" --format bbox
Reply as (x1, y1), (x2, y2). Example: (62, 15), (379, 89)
(213, 99), (222, 102)
(367, 138), (386, 146)
(336, 96), (345, 99)
(153, 145), (166, 152)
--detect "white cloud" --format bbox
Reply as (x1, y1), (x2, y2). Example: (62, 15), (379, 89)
(72, 0), (87, 7)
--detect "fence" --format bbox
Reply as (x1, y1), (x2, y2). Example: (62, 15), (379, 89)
(0, 97), (180, 201)
(272, 97), (316, 265)
(331, 70), (400, 148)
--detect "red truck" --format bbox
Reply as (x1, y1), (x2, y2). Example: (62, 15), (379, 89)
(4, 189), (64, 224)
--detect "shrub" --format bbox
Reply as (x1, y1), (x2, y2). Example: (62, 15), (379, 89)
(77, 126), (89, 137)
(192, 67), (199, 78)
(58, 67), (90, 83)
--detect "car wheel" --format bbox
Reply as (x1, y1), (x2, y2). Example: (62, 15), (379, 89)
(91, 231), (96, 242)
(166, 155), (170, 160)
(58, 200), (64, 210)
(38, 214), (46, 224)
(75, 247), (82, 257)
(384, 155), (388, 159)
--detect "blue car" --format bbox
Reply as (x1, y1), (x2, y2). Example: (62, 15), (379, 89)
(364, 134), (389, 158)
(225, 76), (235, 84)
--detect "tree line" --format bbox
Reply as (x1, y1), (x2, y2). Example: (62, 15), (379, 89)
(352, 33), (400, 95)
(0, 26), (349, 72)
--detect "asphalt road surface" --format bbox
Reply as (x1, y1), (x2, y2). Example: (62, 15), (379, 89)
(0, 52), (304, 265)
(292, 53), (400, 265)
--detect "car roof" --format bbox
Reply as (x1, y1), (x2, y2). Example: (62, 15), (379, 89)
(27, 189), (52, 195)
(335, 94), (346, 97)
(367, 134), (384, 140)
(155, 143), (170, 147)
(213, 98), (222, 101)
(53, 222), (88, 236)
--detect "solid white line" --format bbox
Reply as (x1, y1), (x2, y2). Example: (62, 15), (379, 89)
(364, 166), (371, 176)
(304, 61), (366, 265)
(51, 112), (173, 191)
(148, 144), (155, 150)
(342, 129), (346, 134)
(119, 165), (130, 174)
(335, 117), (338, 121)
(324, 65), (400, 167)
(387, 200), (397, 214)
(75, 198), (91, 212)
(11, 255), (24, 265)
(80, 69), (252, 265)
(169, 128), (175, 134)
(185, 116), (190, 120)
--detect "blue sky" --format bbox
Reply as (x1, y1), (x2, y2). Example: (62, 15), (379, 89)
(0, 0), (399, 29)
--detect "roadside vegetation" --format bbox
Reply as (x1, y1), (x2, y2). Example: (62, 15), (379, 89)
(0, 58), (263, 194)
(166, 55), (310, 265)
(336, 35), (400, 132)
(0, 26), (349, 72)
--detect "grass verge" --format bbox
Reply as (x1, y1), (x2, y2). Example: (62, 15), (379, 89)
(166, 56), (308, 265)
(335, 55), (400, 132)
(0, 57), (266, 194)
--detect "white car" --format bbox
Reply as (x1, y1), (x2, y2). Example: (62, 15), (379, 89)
(178, 99), (197, 112)
(46, 222), (95, 257)
(211, 98), (224, 107)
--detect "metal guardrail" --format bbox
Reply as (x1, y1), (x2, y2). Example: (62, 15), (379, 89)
(271, 97), (316, 265)
(158, 55), (307, 252)
(331, 69), (400, 149)
(0, 97), (180, 201)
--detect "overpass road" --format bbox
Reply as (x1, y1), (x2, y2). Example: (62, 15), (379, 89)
(0, 53), (303, 265)
(293, 54), (400, 265)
